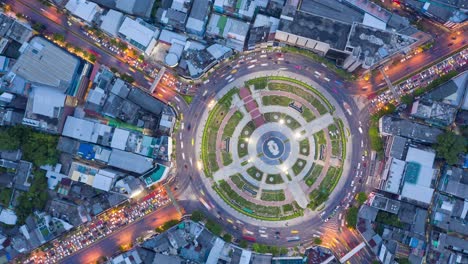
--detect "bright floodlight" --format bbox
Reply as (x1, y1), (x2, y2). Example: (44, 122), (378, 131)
(279, 119), (285, 125)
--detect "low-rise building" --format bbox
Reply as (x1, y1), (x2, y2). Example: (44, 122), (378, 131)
(68, 161), (119, 192)
(98, 9), (124, 37)
(379, 115), (443, 144)
(118, 17), (160, 55)
(65, 0), (101, 25)
(185, 0), (212, 37)
(410, 100), (457, 127)
(206, 14), (250, 51)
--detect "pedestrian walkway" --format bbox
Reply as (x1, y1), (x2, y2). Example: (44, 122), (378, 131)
(239, 87), (265, 127)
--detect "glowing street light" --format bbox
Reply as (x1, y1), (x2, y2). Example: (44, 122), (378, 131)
(279, 119), (285, 125)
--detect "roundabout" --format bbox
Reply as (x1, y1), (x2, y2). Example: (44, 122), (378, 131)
(198, 75), (350, 221)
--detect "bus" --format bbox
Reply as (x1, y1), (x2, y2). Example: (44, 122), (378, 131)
(242, 236), (256, 242)
(286, 236), (300, 242)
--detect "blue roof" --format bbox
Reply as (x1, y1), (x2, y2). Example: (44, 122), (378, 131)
(463, 154), (468, 169)
(78, 143), (95, 160)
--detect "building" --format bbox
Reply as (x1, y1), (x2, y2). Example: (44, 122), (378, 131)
(87, 0), (156, 18)
(158, 30), (188, 68)
(185, 0), (212, 37)
(423, 71), (468, 110)
(8, 37), (84, 95)
(213, 0), (269, 21)
(65, 0), (101, 25)
(247, 14), (280, 49)
(108, 149), (154, 174)
(276, 10), (417, 71)
(0, 12), (33, 44)
(141, 164), (169, 187)
(99, 9), (124, 37)
(206, 14), (250, 51)
(62, 116), (112, 144)
(379, 115), (443, 144)
(22, 85), (67, 133)
(68, 161), (119, 191)
(405, 0), (467, 29)
(410, 100), (457, 127)
(118, 17), (160, 55)
(438, 166), (468, 200)
(156, 8), (187, 31)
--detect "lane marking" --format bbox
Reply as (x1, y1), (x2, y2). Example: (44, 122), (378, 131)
(181, 142), (184, 149)
(182, 153), (185, 160)
(174, 96), (180, 102)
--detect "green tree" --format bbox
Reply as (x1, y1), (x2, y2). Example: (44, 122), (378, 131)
(346, 207), (359, 228)
(279, 247), (288, 255)
(435, 131), (466, 165)
(0, 188), (12, 206)
(206, 219), (223, 236)
(89, 54), (97, 62)
(313, 237), (322, 244)
(190, 210), (205, 222)
(138, 54), (144, 61)
(15, 169), (49, 224)
(0, 129), (20, 150)
(222, 233), (232, 242)
(356, 192), (368, 205)
(155, 219), (179, 232)
(52, 33), (65, 42)
(400, 94), (414, 105)
(239, 240), (248, 248)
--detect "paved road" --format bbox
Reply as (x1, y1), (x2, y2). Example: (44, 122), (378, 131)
(5, 0), (152, 90)
(59, 205), (180, 264)
(169, 50), (374, 262)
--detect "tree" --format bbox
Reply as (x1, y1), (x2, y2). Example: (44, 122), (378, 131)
(222, 233), (232, 242)
(206, 219), (223, 236)
(313, 237), (322, 245)
(239, 240), (248, 248)
(400, 94), (414, 105)
(52, 33), (65, 42)
(190, 210), (205, 222)
(156, 219), (179, 232)
(0, 129), (20, 150)
(356, 192), (368, 205)
(435, 131), (466, 165)
(121, 74), (135, 84)
(279, 247), (288, 255)
(138, 54), (145, 61)
(89, 54), (97, 63)
(346, 207), (359, 228)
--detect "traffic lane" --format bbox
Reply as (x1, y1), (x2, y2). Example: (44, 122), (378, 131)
(60, 205), (180, 264)
(8, 0), (151, 89)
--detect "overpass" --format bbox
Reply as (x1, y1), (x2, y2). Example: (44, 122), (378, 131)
(339, 242), (366, 263)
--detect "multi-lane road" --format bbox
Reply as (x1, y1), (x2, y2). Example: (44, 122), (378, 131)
(6, 1), (468, 263)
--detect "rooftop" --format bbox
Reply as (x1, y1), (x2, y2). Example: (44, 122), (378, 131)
(278, 10), (352, 51)
(108, 149), (153, 174)
(118, 17), (160, 49)
(65, 0), (100, 23)
(439, 167), (468, 199)
(87, 0), (155, 18)
(9, 37), (80, 93)
(379, 115), (443, 144)
(400, 147), (435, 204)
(99, 9), (124, 36)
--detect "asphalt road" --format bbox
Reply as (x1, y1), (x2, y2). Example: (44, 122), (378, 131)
(7, 1), (465, 262)
(170, 50), (375, 262)
(58, 205), (180, 264)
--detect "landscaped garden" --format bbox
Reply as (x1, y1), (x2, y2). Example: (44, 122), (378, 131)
(199, 76), (348, 221)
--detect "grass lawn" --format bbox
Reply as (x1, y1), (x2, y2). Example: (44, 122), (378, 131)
(202, 89), (238, 176)
(260, 190), (286, 201)
(292, 159), (306, 176)
(331, 140), (340, 157)
(304, 163), (323, 187)
(222, 152), (233, 166)
(263, 112), (301, 130)
(218, 180), (281, 217)
(223, 111), (243, 139)
(314, 131), (326, 145)
(230, 174), (258, 191)
(246, 166), (263, 181)
(181, 94), (193, 105)
(268, 82), (328, 115)
(245, 77), (268, 90)
(261, 95), (291, 106)
(299, 138), (310, 156)
(266, 174), (284, 184)
(238, 121), (256, 158)
(282, 203), (294, 213)
(302, 107), (315, 122)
